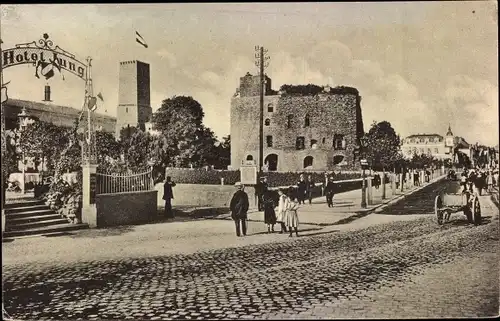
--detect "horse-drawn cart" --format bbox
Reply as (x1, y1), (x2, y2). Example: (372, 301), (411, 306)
(434, 191), (481, 225)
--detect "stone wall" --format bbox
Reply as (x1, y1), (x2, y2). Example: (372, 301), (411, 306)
(95, 190), (158, 227)
(231, 91), (364, 171)
(155, 183), (257, 209)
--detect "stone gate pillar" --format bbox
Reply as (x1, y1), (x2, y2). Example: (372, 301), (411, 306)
(81, 163), (97, 227)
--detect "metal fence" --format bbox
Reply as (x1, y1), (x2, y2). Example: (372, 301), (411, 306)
(96, 170), (153, 194)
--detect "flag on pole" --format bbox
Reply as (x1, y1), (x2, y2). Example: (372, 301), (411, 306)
(136, 31), (148, 48)
(97, 92), (104, 101)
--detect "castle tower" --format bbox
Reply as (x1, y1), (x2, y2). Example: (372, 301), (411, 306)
(115, 60), (152, 139)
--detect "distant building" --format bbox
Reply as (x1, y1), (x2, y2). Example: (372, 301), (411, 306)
(401, 125), (470, 160)
(2, 98), (116, 133)
(115, 60), (152, 139)
(230, 73), (364, 172)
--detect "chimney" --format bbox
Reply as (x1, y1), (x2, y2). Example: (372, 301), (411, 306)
(43, 85), (51, 102)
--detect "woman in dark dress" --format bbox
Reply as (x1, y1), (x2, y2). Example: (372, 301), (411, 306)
(263, 190), (277, 233)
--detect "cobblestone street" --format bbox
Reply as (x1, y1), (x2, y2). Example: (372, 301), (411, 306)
(3, 180), (499, 319)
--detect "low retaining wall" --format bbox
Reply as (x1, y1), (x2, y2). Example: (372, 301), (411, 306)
(155, 183), (257, 209)
(95, 190), (158, 227)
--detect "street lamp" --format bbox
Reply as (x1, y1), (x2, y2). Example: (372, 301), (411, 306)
(18, 107), (30, 194)
(359, 137), (369, 209)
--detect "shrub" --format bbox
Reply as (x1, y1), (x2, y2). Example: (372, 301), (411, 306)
(164, 168), (362, 187)
(41, 177), (82, 224)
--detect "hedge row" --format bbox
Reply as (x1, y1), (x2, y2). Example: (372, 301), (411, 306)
(164, 168), (365, 187)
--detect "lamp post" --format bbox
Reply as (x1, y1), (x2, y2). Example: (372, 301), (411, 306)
(18, 107), (30, 194)
(360, 137), (368, 209)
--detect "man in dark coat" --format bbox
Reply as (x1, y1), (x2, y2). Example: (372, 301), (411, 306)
(297, 174), (307, 204)
(162, 176), (176, 218)
(325, 176), (336, 207)
(305, 174), (315, 205)
(230, 182), (250, 237)
(255, 176), (268, 211)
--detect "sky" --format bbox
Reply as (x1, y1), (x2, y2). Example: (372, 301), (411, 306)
(1, 2), (498, 146)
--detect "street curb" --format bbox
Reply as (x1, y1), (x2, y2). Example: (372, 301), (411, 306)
(331, 175), (447, 226)
(210, 175), (448, 227)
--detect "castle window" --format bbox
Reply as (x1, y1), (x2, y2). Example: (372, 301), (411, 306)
(287, 115), (293, 128)
(264, 118), (270, 126)
(310, 139), (318, 149)
(322, 137), (326, 144)
(126, 107), (128, 113)
(266, 135), (273, 147)
(304, 114), (310, 127)
(296, 136), (305, 150)
(303, 156), (314, 169)
(267, 103), (274, 113)
(246, 155), (253, 161)
(333, 134), (346, 150)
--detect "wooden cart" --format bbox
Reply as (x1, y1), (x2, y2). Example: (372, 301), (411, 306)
(434, 191), (481, 225)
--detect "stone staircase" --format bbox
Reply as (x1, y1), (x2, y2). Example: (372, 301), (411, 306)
(3, 199), (88, 238)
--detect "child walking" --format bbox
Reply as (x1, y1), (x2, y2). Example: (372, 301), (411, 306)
(284, 187), (300, 237)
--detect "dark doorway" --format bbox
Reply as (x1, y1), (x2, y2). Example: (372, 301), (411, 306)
(264, 154), (278, 171)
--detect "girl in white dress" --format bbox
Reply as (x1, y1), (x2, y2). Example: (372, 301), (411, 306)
(276, 189), (288, 234)
(284, 187), (300, 237)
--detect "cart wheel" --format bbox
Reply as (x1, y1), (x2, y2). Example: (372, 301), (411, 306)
(471, 195), (482, 226)
(435, 195), (443, 225)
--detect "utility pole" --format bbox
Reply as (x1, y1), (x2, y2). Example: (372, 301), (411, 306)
(254, 46), (270, 175)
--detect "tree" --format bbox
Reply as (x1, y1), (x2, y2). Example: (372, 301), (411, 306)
(96, 130), (121, 166)
(123, 129), (153, 172)
(17, 120), (68, 174)
(214, 135), (231, 169)
(363, 121), (402, 199)
(2, 130), (19, 189)
(152, 96), (210, 168)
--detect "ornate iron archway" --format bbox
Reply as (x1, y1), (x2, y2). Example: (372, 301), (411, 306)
(1, 34), (99, 229)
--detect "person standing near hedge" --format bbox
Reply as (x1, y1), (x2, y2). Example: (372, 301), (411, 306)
(297, 174), (307, 204)
(263, 190), (277, 233)
(163, 176), (176, 218)
(255, 176), (268, 211)
(305, 174), (315, 205)
(230, 182), (250, 237)
(325, 176), (335, 207)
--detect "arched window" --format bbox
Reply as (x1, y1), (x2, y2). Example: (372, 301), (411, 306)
(264, 118), (270, 126)
(310, 139), (318, 149)
(303, 156), (314, 168)
(287, 115), (293, 128)
(264, 154), (278, 171)
(246, 155), (253, 161)
(304, 114), (310, 127)
(267, 103), (274, 113)
(333, 155), (344, 165)
(322, 137), (326, 144)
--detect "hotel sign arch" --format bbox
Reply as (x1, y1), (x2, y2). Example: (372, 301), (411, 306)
(1, 33), (88, 81)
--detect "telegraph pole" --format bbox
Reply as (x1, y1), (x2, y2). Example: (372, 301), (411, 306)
(254, 46), (270, 174)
